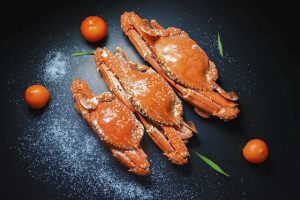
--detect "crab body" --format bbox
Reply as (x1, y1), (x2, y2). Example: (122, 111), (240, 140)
(121, 11), (239, 120)
(98, 47), (183, 125)
(72, 80), (149, 175)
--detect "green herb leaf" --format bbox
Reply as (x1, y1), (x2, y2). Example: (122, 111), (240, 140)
(217, 32), (224, 57)
(193, 151), (230, 177)
(71, 51), (94, 56)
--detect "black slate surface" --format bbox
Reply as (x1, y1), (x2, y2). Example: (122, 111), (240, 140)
(0, 0), (299, 199)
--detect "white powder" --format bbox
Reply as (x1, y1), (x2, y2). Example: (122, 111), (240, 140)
(44, 52), (67, 81)
(130, 79), (150, 97)
(18, 116), (152, 199)
(101, 50), (108, 58)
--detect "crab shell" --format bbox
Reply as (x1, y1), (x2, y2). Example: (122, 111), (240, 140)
(121, 11), (240, 120)
(71, 79), (149, 175)
(121, 12), (229, 91)
(94, 47), (183, 126)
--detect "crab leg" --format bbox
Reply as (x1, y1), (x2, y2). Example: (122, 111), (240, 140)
(138, 115), (188, 164)
(150, 20), (164, 30)
(95, 49), (190, 164)
(175, 84), (239, 120)
(175, 121), (197, 142)
(120, 21), (238, 120)
(72, 80), (149, 175)
(206, 61), (238, 101)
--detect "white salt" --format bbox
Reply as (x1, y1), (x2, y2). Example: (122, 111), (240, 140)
(44, 52), (67, 81)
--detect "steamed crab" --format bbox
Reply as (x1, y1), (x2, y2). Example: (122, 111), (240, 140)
(72, 79), (149, 175)
(121, 12), (239, 120)
(94, 47), (197, 165)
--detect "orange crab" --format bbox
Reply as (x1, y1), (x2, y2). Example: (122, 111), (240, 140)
(72, 79), (149, 175)
(121, 11), (239, 120)
(94, 47), (197, 165)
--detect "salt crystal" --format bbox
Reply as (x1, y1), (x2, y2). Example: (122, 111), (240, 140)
(44, 52), (67, 81)
(102, 51), (108, 58)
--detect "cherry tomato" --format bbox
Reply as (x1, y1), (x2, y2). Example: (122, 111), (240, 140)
(80, 16), (107, 42)
(243, 139), (269, 164)
(25, 84), (50, 109)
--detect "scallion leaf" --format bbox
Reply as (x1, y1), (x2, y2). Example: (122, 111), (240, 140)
(194, 151), (230, 177)
(71, 52), (94, 56)
(217, 32), (224, 57)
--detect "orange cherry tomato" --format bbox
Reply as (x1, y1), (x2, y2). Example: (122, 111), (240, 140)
(80, 16), (107, 42)
(25, 84), (50, 109)
(243, 139), (269, 164)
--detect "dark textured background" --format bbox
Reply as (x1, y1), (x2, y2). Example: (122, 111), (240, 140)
(1, 0), (299, 199)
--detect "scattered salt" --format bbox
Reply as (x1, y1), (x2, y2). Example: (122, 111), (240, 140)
(13, 15), (254, 198)
(15, 50), (154, 199)
(44, 52), (67, 81)
(101, 50), (108, 58)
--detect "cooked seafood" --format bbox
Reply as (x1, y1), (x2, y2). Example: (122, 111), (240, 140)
(72, 79), (149, 175)
(121, 11), (239, 120)
(94, 47), (197, 165)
